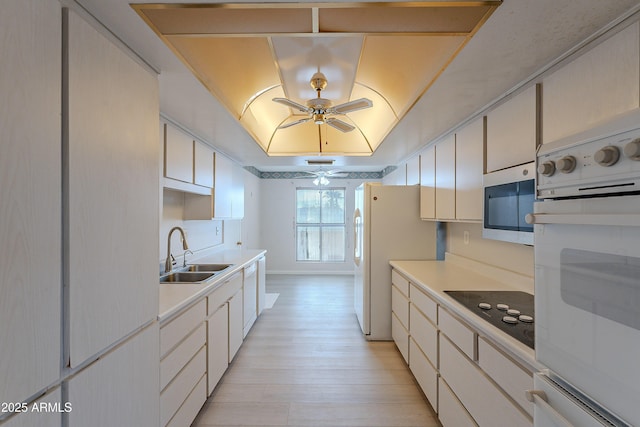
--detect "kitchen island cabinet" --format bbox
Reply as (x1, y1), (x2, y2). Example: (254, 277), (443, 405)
(0, 0), (61, 409)
(390, 256), (537, 427)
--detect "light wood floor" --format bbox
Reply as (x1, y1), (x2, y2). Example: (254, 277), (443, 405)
(193, 274), (439, 427)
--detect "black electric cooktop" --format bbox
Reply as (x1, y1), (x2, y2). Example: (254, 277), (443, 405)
(444, 290), (535, 349)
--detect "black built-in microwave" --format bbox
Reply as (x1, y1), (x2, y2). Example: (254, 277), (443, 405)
(482, 162), (535, 245)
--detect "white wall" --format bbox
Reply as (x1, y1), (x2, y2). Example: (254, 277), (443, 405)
(260, 178), (380, 274)
(241, 169), (261, 250)
(446, 222), (534, 277)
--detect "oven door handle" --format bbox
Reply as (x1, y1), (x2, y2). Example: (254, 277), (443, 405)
(526, 213), (640, 227)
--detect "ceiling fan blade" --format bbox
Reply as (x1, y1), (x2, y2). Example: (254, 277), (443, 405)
(326, 118), (355, 133)
(277, 117), (311, 129)
(330, 98), (373, 114)
(272, 97), (311, 113)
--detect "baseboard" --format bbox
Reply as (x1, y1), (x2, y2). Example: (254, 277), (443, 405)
(266, 270), (355, 276)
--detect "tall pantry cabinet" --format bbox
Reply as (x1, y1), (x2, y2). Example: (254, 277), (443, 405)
(1, 2), (160, 426)
(0, 0), (62, 419)
(65, 8), (160, 427)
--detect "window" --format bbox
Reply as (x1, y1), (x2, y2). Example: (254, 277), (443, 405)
(296, 188), (346, 262)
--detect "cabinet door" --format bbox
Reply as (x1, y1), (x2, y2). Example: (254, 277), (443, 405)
(0, 0), (61, 405)
(207, 303), (229, 395)
(66, 10), (159, 367)
(543, 22), (640, 145)
(257, 256), (266, 315)
(486, 85), (538, 172)
(213, 152), (233, 218)
(406, 156), (420, 185)
(455, 117), (484, 221)
(420, 145), (436, 219)
(194, 140), (214, 188)
(164, 123), (194, 183)
(67, 325), (159, 427)
(2, 388), (62, 427)
(435, 135), (456, 220)
(228, 289), (244, 362)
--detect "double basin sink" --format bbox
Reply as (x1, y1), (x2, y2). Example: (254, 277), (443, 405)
(160, 263), (233, 283)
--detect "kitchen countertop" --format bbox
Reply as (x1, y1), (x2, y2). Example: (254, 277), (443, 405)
(159, 249), (266, 323)
(390, 256), (540, 372)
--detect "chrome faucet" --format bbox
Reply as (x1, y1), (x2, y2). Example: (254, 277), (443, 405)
(165, 226), (190, 273)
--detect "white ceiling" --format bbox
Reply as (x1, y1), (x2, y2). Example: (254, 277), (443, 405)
(74, 0), (640, 172)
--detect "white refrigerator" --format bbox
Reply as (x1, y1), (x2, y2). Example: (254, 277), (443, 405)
(354, 183), (437, 340)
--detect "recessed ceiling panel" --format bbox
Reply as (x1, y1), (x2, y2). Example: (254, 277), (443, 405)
(318, 5), (494, 33)
(271, 36), (363, 103)
(139, 6), (312, 34)
(166, 36), (279, 116)
(357, 35), (467, 116)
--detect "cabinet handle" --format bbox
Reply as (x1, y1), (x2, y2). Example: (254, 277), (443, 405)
(525, 389), (575, 427)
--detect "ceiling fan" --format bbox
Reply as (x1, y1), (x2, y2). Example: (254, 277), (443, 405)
(295, 169), (349, 185)
(273, 72), (372, 133)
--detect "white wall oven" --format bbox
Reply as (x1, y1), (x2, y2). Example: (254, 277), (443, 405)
(528, 110), (640, 427)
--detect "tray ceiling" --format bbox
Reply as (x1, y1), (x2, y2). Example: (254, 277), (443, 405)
(134, 2), (501, 156)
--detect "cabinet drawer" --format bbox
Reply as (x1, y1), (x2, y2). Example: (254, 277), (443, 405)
(438, 377), (477, 427)
(409, 338), (438, 411)
(161, 299), (206, 358)
(391, 269), (410, 297)
(161, 322), (206, 391)
(410, 305), (437, 366)
(391, 285), (409, 329)
(438, 307), (475, 360)
(160, 346), (206, 426)
(478, 337), (533, 417)
(391, 312), (409, 364)
(208, 272), (242, 316)
(166, 374), (207, 427)
(440, 336), (531, 427)
(410, 283), (437, 323)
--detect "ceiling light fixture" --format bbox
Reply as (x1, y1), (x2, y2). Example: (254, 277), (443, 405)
(313, 176), (330, 186)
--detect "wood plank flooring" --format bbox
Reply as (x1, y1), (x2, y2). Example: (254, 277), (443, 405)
(193, 274), (439, 427)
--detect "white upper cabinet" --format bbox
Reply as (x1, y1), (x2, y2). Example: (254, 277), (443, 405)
(543, 22), (640, 145)
(419, 145), (436, 220)
(194, 141), (214, 188)
(0, 0), (61, 405)
(455, 117), (484, 221)
(435, 134), (456, 220)
(164, 123), (194, 184)
(406, 156), (420, 186)
(486, 85), (538, 172)
(67, 9), (159, 367)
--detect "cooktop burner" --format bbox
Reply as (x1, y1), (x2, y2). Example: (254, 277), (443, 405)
(444, 290), (535, 349)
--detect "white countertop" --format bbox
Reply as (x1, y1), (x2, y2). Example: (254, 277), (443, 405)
(159, 249), (266, 323)
(390, 256), (540, 371)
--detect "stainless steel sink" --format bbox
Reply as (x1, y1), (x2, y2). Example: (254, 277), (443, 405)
(185, 263), (233, 272)
(159, 271), (215, 283)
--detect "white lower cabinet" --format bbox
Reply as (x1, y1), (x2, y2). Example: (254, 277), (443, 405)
(2, 388), (62, 427)
(207, 302), (229, 395)
(391, 312), (409, 363)
(229, 288), (244, 362)
(391, 267), (534, 427)
(67, 325), (160, 427)
(438, 377), (477, 427)
(440, 335), (530, 427)
(159, 301), (206, 427)
(409, 338), (438, 411)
